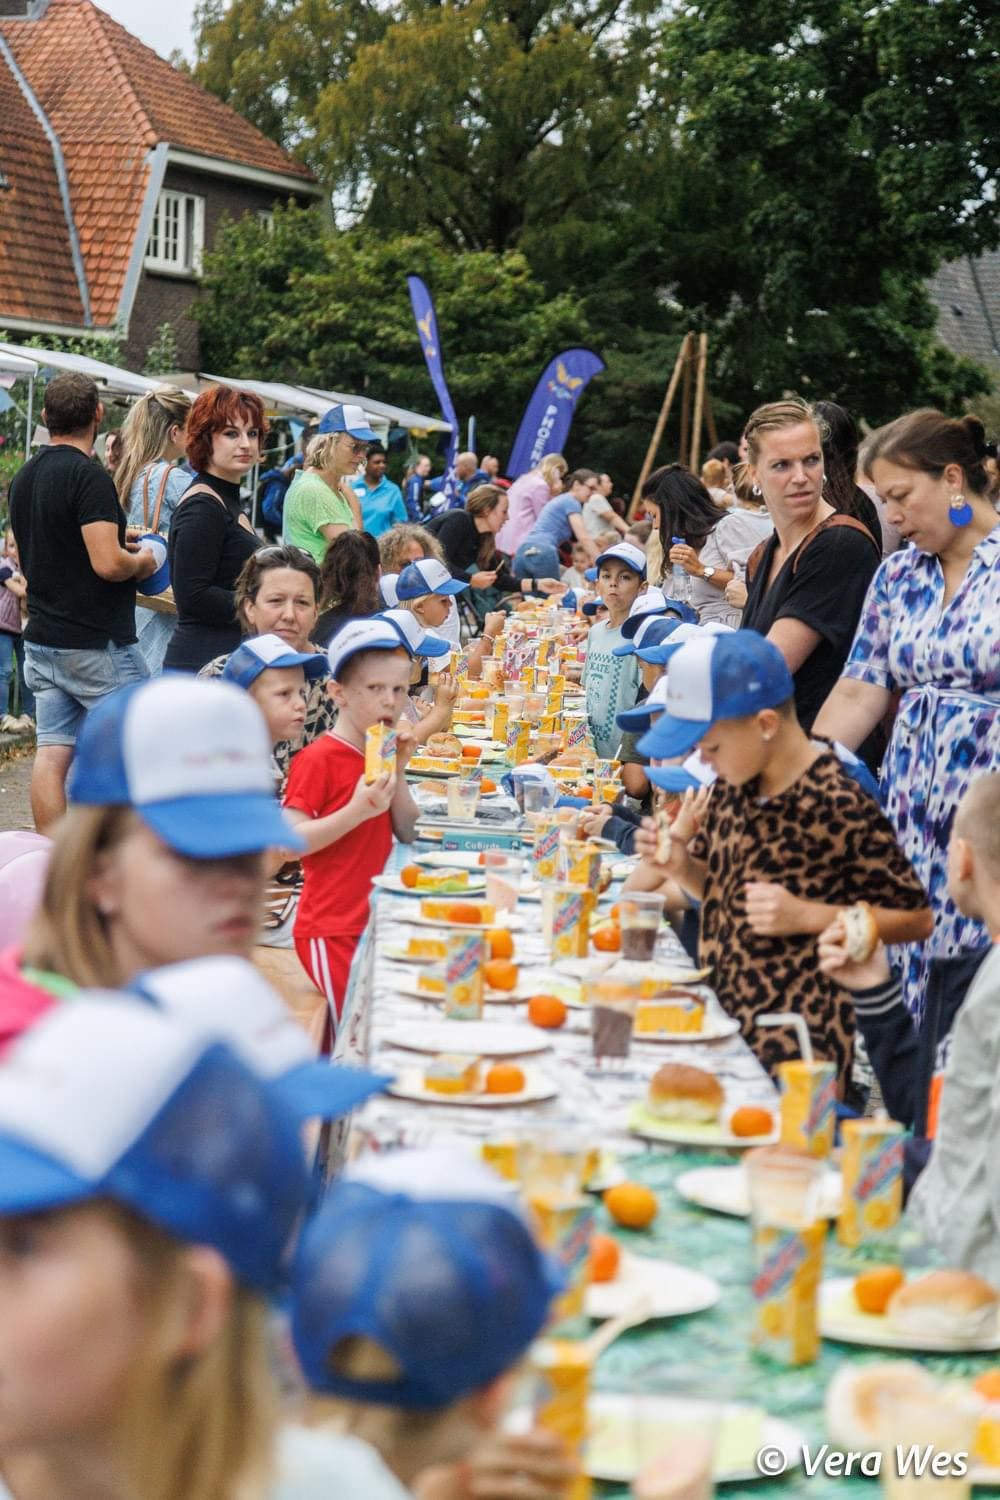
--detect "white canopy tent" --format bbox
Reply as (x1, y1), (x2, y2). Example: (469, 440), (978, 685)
(200, 373), (453, 440)
(0, 342), (167, 459)
(0, 351), (39, 459)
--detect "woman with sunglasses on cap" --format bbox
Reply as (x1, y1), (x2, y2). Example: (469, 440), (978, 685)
(163, 385), (266, 674)
(0, 675), (302, 1055)
(283, 406), (375, 562)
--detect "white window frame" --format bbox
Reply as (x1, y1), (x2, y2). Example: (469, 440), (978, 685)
(145, 189), (205, 277)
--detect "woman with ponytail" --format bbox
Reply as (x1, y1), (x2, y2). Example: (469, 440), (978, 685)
(815, 410), (1000, 1022)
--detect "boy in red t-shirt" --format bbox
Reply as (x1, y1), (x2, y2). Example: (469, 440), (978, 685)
(284, 618), (422, 1036)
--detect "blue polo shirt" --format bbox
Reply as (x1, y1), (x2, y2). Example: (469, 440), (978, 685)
(351, 476), (407, 537)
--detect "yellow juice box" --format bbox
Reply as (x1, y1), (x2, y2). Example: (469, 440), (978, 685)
(779, 1060), (837, 1158)
(561, 839), (602, 891)
(529, 1194), (595, 1322)
(448, 648), (469, 677)
(750, 1220), (825, 1366)
(480, 1138), (519, 1182)
(594, 775), (619, 805)
(549, 886), (594, 961)
(506, 721), (531, 764)
(548, 674), (567, 696)
(563, 712), (590, 755)
(363, 722), (397, 783)
(536, 636), (552, 666)
(539, 713), (558, 735)
(491, 700), (509, 740)
(531, 816), (562, 882)
(837, 1118), (904, 1247)
(529, 1339), (593, 1500)
(443, 932), (485, 1020)
(521, 666), (537, 690)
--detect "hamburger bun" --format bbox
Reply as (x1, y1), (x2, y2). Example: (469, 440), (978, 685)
(825, 1361), (937, 1451)
(647, 1063), (723, 1124)
(426, 732), (463, 758)
(887, 1270), (1000, 1342)
(842, 900), (879, 963)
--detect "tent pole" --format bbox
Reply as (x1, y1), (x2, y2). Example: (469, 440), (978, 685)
(24, 376), (34, 459)
(628, 333), (691, 518)
(690, 333), (708, 473)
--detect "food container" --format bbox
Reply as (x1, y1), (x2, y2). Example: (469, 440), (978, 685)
(561, 838), (602, 891)
(528, 1339), (593, 1500)
(528, 1194), (595, 1323)
(531, 816), (562, 882)
(837, 1118), (904, 1247)
(506, 721), (531, 764)
(746, 1146), (826, 1367)
(778, 1060), (837, 1159)
(490, 700), (509, 741)
(443, 932), (485, 1020)
(545, 884), (595, 961)
(363, 722), (397, 783)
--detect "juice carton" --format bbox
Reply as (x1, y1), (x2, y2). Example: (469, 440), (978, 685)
(521, 667), (537, 690)
(548, 674), (567, 697)
(529, 1194), (595, 1322)
(594, 775), (619, 805)
(750, 1220), (825, 1366)
(563, 712), (590, 756)
(492, 634), (506, 658)
(546, 693), (564, 718)
(547, 886), (595, 961)
(506, 721), (531, 764)
(491, 700), (509, 741)
(448, 648), (469, 677)
(529, 1339), (593, 1500)
(443, 932), (485, 1019)
(561, 839), (602, 891)
(837, 1118), (904, 1247)
(363, 722), (397, 784)
(778, 1060), (837, 1158)
(531, 816), (562, 882)
(536, 636), (552, 666)
(480, 1138), (519, 1182)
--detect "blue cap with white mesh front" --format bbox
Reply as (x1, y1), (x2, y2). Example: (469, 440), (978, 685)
(222, 633), (329, 689)
(581, 596), (606, 617)
(613, 614), (685, 658)
(317, 403), (379, 441)
(376, 608), (450, 658)
(291, 1148), (564, 1408)
(396, 559), (468, 599)
(616, 673), (670, 732)
(638, 629), (794, 760)
(619, 587), (672, 640)
(67, 677), (304, 859)
(636, 618), (732, 665)
(0, 997), (311, 1292)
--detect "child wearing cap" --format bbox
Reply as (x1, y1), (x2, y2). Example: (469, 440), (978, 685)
(283, 620), (420, 1034)
(635, 630), (930, 1091)
(223, 632), (329, 790)
(288, 1147), (572, 1500)
(0, 677), (303, 1056)
(581, 542), (647, 758)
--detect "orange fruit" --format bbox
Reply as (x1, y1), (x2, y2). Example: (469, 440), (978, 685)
(604, 1182), (658, 1230)
(400, 864), (421, 889)
(588, 1232), (621, 1283)
(478, 852), (489, 866)
(730, 1105), (774, 1139)
(447, 903), (483, 924)
(461, 743), (482, 760)
(480, 778), (497, 793)
(592, 924), (621, 953)
(484, 958), (518, 991)
(853, 1265), (905, 1316)
(974, 1370), (1000, 1401)
(486, 928), (514, 960)
(609, 903), (621, 921)
(485, 1062), (525, 1094)
(527, 994), (568, 1029)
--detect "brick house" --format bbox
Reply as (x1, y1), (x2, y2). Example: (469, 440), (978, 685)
(0, 0), (320, 369)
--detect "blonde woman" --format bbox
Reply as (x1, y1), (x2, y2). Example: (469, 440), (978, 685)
(283, 405), (374, 562)
(494, 452), (567, 556)
(116, 386), (193, 671)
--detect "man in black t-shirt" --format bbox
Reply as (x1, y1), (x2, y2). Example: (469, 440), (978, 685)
(9, 373), (157, 831)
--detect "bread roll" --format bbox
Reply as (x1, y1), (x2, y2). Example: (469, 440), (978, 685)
(887, 1270), (1000, 1342)
(647, 1063), (723, 1123)
(825, 1362), (937, 1451)
(426, 732), (463, 758)
(842, 900), (879, 963)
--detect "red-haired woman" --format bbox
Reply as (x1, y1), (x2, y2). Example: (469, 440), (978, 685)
(163, 385), (266, 672)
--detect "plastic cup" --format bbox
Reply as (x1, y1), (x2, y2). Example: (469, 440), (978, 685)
(483, 851), (523, 913)
(618, 892), (664, 961)
(745, 1146), (826, 1367)
(447, 778), (481, 822)
(587, 980), (636, 1064)
(522, 780), (553, 817)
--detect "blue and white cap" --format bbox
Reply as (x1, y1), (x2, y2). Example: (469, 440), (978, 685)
(222, 633), (328, 690)
(619, 587), (671, 639)
(0, 997), (311, 1291)
(616, 673), (671, 732)
(638, 630), (794, 760)
(636, 618), (733, 665)
(613, 614), (685, 658)
(581, 595), (607, 617)
(379, 573), (400, 608)
(135, 533), (170, 597)
(130, 958), (391, 1123)
(584, 566), (598, 582)
(561, 588), (578, 611)
(67, 677), (304, 859)
(396, 559), (468, 599)
(377, 608), (450, 658)
(291, 1148), (564, 1409)
(648, 756), (717, 794)
(593, 541), (647, 579)
(317, 403), (379, 442)
(326, 617), (412, 680)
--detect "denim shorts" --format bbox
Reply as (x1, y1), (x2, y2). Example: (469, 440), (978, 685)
(512, 540), (562, 580)
(23, 640), (149, 746)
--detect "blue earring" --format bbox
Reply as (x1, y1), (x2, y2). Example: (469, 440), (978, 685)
(949, 493), (974, 527)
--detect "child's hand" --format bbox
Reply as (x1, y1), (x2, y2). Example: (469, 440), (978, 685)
(580, 805), (612, 837)
(818, 916), (892, 991)
(725, 577), (748, 609)
(744, 880), (810, 937)
(394, 721), (418, 770)
(536, 577), (566, 595)
(470, 569), (499, 590)
(350, 770), (396, 819)
(433, 672), (460, 710)
(482, 611), (506, 641)
(414, 1427), (575, 1500)
(671, 784), (710, 843)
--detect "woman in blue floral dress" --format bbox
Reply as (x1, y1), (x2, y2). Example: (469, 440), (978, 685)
(815, 409), (1000, 1022)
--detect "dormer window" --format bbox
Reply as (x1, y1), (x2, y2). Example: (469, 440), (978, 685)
(145, 190), (205, 276)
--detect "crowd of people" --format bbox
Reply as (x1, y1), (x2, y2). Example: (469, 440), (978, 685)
(0, 365), (998, 1497)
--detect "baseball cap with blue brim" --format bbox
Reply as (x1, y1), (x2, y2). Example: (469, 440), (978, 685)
(613, 614), (685, 658)
(561, 588), (578, 610)
(636, 618), (734, 665)
(223, 633), (329, 690)
(648, 756), (717, 794)
(581, 596), (606, 617)
(317, 403), (379, 442)
(637, 630), (794, 761)
(135, 533), (170, 597)
(616, 673), (671, 732)
(67, 677), (304, 859)
(593, 541), (647, 579)
(377, 608), (450, 658)
(584, 566), (598, 582)
(291, 1147), (564, 1409)
(0, 998), (311, 1292)
(619, 587), (672, 639)
(380, 573), (400, 608)
(130, 957), (391, 1123)
(397, 559), (468, 599)
(326, 617), (413, 679)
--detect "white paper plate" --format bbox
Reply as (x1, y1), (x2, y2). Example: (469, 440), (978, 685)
(633, 1013), (740, 1045)
(372, 872), (486, 897)
(395, 980), (528, 1006)
(382, 1021), (550, 1057)
(383, 945), (440, 966)
(407, 911), (524, 932)
(819, 1278), (1000, 1353)
(414, 851), (491, 870)
(585, 1252), (720, 1322)
(676, 1164), (843, 1219)
(580, 1394), (805, 1485)
(628, 1101), (778, 1150)
(386, 1066), (557, 1108)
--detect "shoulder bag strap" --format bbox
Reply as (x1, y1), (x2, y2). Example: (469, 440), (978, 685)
(790, 513), (879, 575)
(149, 462), (177, 535)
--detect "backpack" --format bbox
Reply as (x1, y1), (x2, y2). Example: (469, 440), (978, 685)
(257, 467), (293, 531)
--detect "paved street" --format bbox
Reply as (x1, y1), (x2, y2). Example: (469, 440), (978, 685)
(0, 746), (34, 832)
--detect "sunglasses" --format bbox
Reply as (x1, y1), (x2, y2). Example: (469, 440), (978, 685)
(255, 545), (317, 567)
